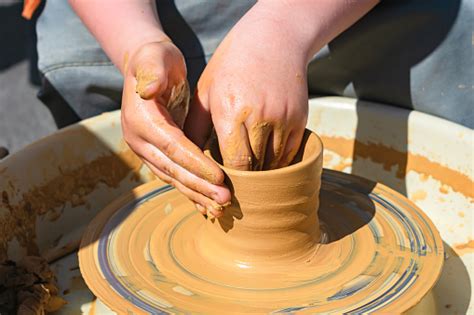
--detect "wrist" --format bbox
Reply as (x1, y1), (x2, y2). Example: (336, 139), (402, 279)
(70, 0), (171, 75)
(246, 1), (322, 63)
(251, 0), (378, 63)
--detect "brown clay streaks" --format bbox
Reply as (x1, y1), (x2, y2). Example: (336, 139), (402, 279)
(453, 240), (474, 256)
(320, 136), (473, 199)
(411, 190), (428, 203)
(0, 149), (142, 262)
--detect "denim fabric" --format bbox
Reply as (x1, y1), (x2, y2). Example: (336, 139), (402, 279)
(36, 0), (256, 122)
(307, 0), (473, 128)
(36, 0), (122, 120)
(37, 0), (472, 128)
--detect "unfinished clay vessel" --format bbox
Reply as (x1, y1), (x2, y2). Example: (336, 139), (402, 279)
(200, 130), (323, 271)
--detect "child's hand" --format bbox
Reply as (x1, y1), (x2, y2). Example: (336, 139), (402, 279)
(185, 7), (309, 171)
(185, 0), (378, 171)
(121, 41), (231, 217)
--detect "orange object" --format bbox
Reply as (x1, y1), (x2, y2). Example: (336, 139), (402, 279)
(22, 0), (41, 20)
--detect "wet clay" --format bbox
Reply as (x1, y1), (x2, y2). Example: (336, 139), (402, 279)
(198, 130), (322, 270)
(0, 256), (66, 314)
(79, 130), (444, 314)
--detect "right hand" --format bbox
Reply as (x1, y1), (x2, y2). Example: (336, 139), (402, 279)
(121, 41), (231, 217)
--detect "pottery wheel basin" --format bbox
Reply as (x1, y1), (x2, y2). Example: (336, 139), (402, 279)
(0, 97), (472, 314)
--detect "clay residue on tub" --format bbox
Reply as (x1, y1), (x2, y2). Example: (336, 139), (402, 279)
(419, 173), (429, 182)
(411, 190), (427, 203)
(453, 240), (474, 256)
(320, 136), (474, 199)
(0, 149), (142, 262)
(88, 297), (97, 315)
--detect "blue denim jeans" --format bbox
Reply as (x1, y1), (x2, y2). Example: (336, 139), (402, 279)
(37, 0), (473, 128)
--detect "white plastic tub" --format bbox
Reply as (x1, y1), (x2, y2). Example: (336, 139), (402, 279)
(0, 97), (471, 314)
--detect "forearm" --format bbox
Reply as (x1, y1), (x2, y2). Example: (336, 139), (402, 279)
(69, 0), (169, 74)
(249, 0), (379, 62)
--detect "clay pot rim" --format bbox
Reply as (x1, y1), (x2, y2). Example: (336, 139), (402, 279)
(205, 129), (323, 178)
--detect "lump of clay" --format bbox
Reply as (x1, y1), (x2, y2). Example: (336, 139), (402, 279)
(0, 256), (67, 314)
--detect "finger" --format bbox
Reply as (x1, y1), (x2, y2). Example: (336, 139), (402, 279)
(277, 128), (306, 168)
(184, 88), (212, 148)
(166, 80), (190, 129)
(214, 121), (253, 171)
(138, 98), (225, 185)
(141, 158), (173, 185)
(247, 121), (272, 171)
(142, 142), (231, 205)
(142, 160), (225, 218)
(263, 127), (289, 170)
(172, 177), (225, 218)
(194, 203), (207, 216)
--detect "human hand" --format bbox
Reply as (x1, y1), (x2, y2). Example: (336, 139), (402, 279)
(185, 5), (310, 171)
(121, 41), (231, 217)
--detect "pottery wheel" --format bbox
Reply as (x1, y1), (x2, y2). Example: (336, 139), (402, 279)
(79, 170), (443, 314)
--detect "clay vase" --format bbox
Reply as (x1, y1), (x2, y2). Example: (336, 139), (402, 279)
(201, 129), (323, 270)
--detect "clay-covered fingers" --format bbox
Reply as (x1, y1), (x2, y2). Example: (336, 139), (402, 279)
(140, 142), (230, 205)
(247, 122), (272, 171)
(142, 116), (231, 207)
(122, 94), (231, 212)
(276, 127), (306, 169)
(214, 122), (253, 171)
(132, 41), (185, 101)
(121, 41), (230, 217)
(213, 118), (303, 171)
(141, 159), (225, 218)
(141, 102), (225, 185)
(262, 127), (289, 170)
(135, 62), (168, 101)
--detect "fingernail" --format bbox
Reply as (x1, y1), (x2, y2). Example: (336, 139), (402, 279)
(206, 204), (221, 214)
(210, 189), (232, 206)
(207, 203), (227, 219)
(211, 191), (229, 206)
(214, 201), (231, 210)
(206, 210), (215, 219)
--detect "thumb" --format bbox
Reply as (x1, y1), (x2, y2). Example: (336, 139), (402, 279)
(184, 88), (212, 149)
(135, 63), (168, 100)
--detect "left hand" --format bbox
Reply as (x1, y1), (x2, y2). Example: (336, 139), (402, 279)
(185, 3), (310, 171)
(121, 41), (230, 218)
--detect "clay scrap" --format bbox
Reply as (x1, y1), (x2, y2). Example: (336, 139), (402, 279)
(0, 256), (66, 315)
